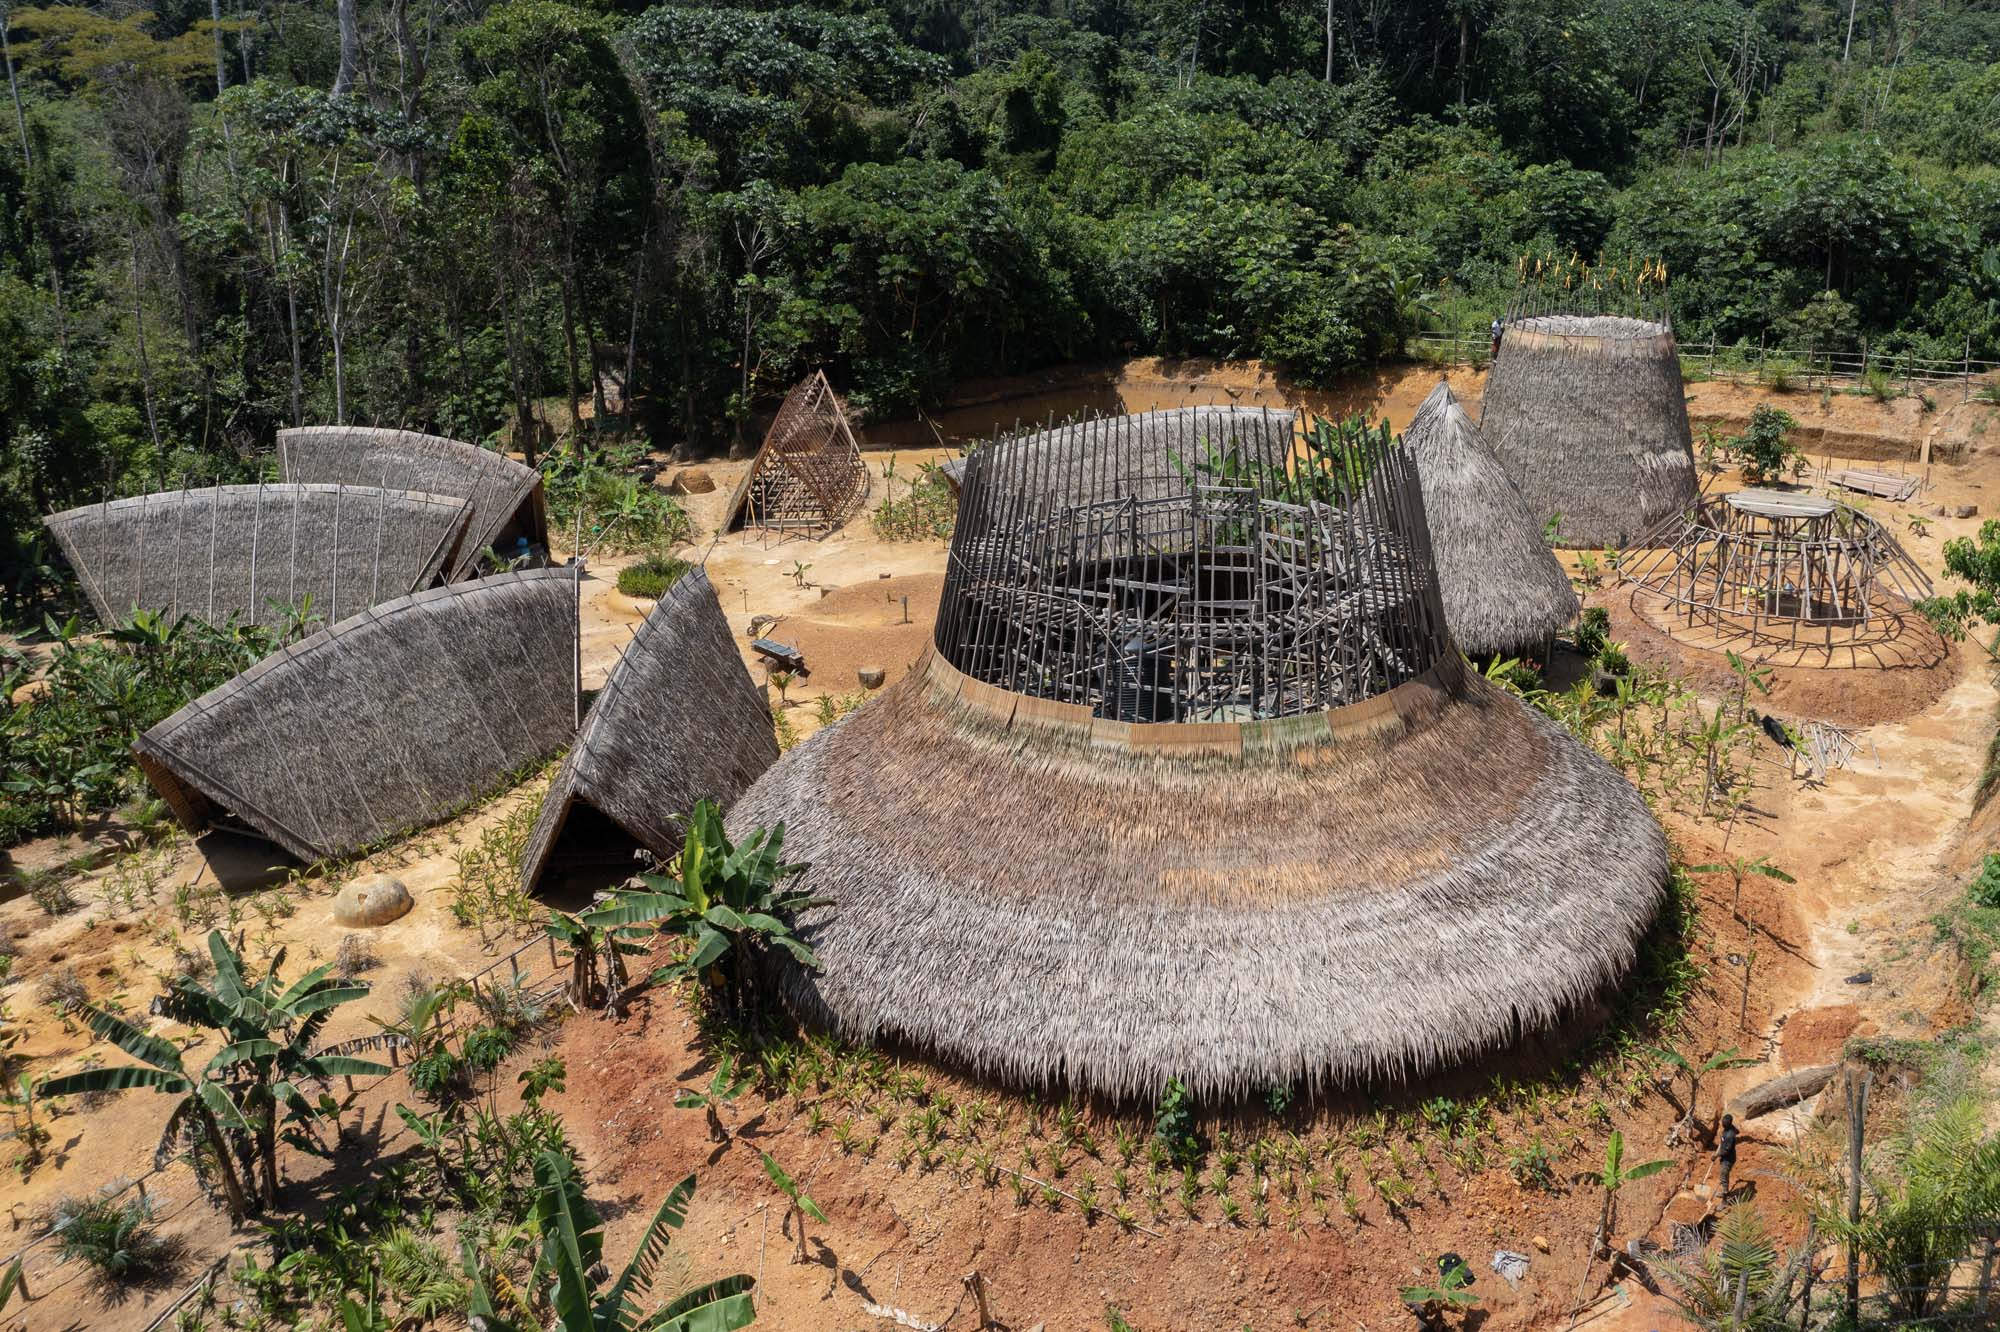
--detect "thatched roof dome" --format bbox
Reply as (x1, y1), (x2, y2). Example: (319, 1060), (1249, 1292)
(520, 568), (777, 893)
(1404, 383), (1579, 656)
(729, 415), (1667, 1098)
(278, 426), (548, 580)
(135, 569), (578, 861)
(44, 484), (471, 631)
(1479, 314), (1698, 549)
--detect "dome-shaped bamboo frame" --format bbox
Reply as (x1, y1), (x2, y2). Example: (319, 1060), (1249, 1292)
(1621, 488), (1932, 648)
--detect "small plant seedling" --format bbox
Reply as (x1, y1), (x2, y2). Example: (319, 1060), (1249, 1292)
(761, 1152), (827, 1264)
(675, 1052), (750, 1143)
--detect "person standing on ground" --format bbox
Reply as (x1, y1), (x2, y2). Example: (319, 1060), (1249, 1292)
(1489, 316), (1503, 359)
(1717, 1113), (1740, 1198)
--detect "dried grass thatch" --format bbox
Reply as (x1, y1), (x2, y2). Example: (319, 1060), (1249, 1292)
(936, 405), (1300, 500)
(133, 569), (578, 861)
(1479, 314), (1699, 549)
(43, 484), (471, 630)
(723, 371), (869, 534)
(278, 426), (548, 579)
(729, 649), (1668, 1099)
(1403, 382), (1579, 656)
(519, 568), (777, 893)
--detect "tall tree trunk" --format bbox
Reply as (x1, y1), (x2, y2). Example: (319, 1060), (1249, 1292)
(1458, 12), (1469, 105)
(2, 5), (27, 166)
(271, 200), (303, 426)
(622, 220), (649, 425)
(211, 0), (227, 94)
(198, 1107), (254, 1219)
(238, 0), (254, 83)
(130, 233), (164, 456)
(559, 237), (583, 443)
(1324, 0), (1334, 81)
(332, 0), (360, 96)
(1842, 0), (1858, 64)
(500, 246), (537, 467)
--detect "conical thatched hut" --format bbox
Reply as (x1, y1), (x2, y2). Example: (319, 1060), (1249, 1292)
(728, 413), (1668, 1099)
(1479, 314), (1698, 549)
(519, 568), (776, 893)
(1404, 383), (1579, 657)
(278, 426), (548, 579)
(935, 404), (1299, 496)
(134, 569), (578, 862)
(43, 484), (471, 631)
(723, 371), (868, 535)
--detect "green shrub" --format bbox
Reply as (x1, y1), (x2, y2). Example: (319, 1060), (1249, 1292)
(1730, 405), (1802, 485)
(1575, 606), (1611, 659)
(616, 555), (692, 600)
(1597, 642), (1632, 677)
(1970, 854), (2000, 909)
(49, 1189), (176, 1282)
(1152, 1077), (1201, 1166)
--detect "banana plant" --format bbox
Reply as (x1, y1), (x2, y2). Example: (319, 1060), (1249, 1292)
(1685, 855), (1795, 924)
(583, 802), (821, 1015)
(760, 1153), (826, 1265)
(545, 906), (650, 1014)
(674, 1052), (749, 1144)
(44, 930), (386, 1215)
(1646, 1044), (1760, 1140)
(467, 1150), (754, 1332)
(1591, 1129), (1672, 1258)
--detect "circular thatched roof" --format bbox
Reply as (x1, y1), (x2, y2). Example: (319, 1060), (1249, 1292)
(1404, 382), (1579, 656)
(1480, 314), (1699, 549)
(731, 410), (1665, 1099)
(729, 649), (1668, 1099)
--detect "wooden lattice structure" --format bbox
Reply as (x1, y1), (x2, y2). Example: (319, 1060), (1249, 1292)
(936, 407), (1451, 721)
(1623, 489), (1931, 646)
(723, 371), (868, 535)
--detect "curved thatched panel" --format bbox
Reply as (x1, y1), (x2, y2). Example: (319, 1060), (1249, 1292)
(278, 426), (547, 580)
(133, 570), (578, 862)
(1404, 383), (1579, 656)
(43, 484), (471, 631)
(936, 405), (1299, 502)
(730, 650), (1668, 1099)
(1479, 315), (1698, 549)
(520, 569), (776, 893)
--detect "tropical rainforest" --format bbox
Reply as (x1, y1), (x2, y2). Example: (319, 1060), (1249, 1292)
(1, 0), (1997, 612)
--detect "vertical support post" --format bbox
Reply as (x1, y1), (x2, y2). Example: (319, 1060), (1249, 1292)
(963, 1270), (993, 1329)
(1845, 1069), (1870, 1325)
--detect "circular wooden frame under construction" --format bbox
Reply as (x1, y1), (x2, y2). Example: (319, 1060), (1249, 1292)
(728, 409), (1670, 1099)
(1622, 488), (1932, 648)
(935, 406), (1452, 721)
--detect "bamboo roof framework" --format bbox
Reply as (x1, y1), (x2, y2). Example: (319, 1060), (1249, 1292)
(722, 371), (869, 536)
(277, 426), (549, 580)
(1402, 382), (1580, 657)
(134, 569), (579, 862)
(1480, 313), (1700, 549)
(43, 484), (472, 631)
(1621, 488), (1932, 649)
(728, 411), (1670, 1099)
(519, 568), (778, 894)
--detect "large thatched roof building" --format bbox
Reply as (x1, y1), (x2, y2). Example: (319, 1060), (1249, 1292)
(278, 426), (548, 579)
(519, 568), (776, 894)
(44, 484), (471, 630)
(1479, 314), (1699, 549)
(134, 569), (578, 861)
(1404, 383), (1579, 657)
(728, 413), (1669, 1099)
(723, 372), (868, 535)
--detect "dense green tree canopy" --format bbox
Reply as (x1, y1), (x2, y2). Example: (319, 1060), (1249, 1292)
(2, 0), (1998, 615)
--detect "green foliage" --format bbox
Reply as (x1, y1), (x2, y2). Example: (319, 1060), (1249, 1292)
(586, 801), (819, 1014)
(48, 1188), (177, 1282)
(1652, 1205), (1807, 1332)
(40, 930), (385, 1217)
(1, 609), (301, 847)
(617, 555), (692, 600)
(1152, 1077), (1200, 1167)
(1727, 406), (1803, 485)
(1918, 519), (2000, 650)
(1574, 606), (1611, 660)
(873, 460), (957, 542)
(1970, 854), (2000, 910)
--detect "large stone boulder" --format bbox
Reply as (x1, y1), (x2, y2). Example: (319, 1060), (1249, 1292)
(332, 873), (413, 928)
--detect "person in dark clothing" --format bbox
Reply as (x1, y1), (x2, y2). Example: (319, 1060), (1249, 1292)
(1717, 1114), (1740, 1197)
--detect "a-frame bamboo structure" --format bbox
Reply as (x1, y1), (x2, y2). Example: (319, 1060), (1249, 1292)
(723, 371), (869, 537)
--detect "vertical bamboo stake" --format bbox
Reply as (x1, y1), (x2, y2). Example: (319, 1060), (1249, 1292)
(1845, 1069), (1870, 1324)
(963, 1270), (994, 1329)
